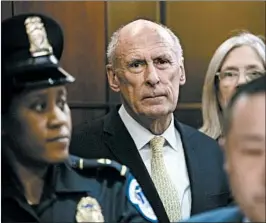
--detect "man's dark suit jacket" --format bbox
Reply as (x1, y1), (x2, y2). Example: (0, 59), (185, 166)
(70, 106), (232, 223)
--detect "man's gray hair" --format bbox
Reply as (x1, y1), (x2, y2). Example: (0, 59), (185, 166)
(106, 21), (184, 65)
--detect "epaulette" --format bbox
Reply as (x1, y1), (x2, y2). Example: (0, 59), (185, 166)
(69, 156), (158, 222)
(69, 155), (128, 177)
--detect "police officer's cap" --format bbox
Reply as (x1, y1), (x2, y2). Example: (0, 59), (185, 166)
(2, 13), (75, 89)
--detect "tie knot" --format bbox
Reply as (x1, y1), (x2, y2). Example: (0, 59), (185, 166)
(150, 136), (165, 153)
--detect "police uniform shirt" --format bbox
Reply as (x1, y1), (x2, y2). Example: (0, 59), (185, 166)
(2, 155), (158, 223)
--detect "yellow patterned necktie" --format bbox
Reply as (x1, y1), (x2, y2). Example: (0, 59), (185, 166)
(150, 136), (182, 222)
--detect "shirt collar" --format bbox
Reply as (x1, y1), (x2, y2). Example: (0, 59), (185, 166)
(118, 105), (178, 151)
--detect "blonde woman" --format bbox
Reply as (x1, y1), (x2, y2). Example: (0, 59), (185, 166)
(200, 32), (265, 140)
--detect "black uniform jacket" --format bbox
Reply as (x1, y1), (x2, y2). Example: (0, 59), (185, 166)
(2, 155), (158, 223)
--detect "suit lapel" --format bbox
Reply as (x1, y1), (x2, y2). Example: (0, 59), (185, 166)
(102, 111), (208, 217)
(174, 119), (206, 215)
(102, 107), (144, 173)
(102, 107), (170, 223)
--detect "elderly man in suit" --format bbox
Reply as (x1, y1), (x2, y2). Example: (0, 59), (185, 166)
(70, 19), (231, 222)
(183, 75), (265, 222)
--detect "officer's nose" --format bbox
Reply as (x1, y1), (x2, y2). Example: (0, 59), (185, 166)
(48, 104), (69, 129)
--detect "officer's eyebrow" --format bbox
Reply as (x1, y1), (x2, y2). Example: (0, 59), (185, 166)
(23, 87), (67, 101)
(24, 90), (47, 100)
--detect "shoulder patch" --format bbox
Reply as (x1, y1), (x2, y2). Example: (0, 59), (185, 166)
(126, 175), (158, 223)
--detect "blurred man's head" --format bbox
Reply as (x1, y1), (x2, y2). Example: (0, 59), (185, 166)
(106, 19), (186, 122)
(222, 75), (266, 222)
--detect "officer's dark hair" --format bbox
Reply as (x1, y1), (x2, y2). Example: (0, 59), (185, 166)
(223, 74), (266, 135)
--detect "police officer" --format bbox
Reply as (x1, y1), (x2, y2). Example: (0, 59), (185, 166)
(1, 13), (158, 223)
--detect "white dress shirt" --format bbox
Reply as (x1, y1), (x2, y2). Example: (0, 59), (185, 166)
(119, 105), (191, 219)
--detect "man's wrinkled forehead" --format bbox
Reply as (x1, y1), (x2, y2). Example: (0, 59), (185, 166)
(118, 21), (174, 53)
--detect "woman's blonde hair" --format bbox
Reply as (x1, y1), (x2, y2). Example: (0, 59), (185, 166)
(200, 31), (265, 139)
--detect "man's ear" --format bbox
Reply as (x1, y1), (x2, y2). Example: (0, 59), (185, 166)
(179, 58), (186, 85)
(106, 64), (120, 92)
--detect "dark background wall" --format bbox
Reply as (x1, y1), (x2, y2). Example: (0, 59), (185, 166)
(2, 1), (265, 128)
